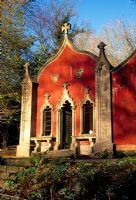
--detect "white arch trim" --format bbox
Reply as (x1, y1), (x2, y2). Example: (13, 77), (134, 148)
(55, 85), (76, 150)
(57, 86), (76, 110)
(40, 93), (53, 137)
(80, 89), (95, 135)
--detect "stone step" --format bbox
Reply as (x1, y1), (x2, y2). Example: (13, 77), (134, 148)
(0, 165), (25, 180)
(5, 158), (31, 167)
(0, 165), (24, 173)
(0, 180), (5, 188)
(47, 149), (74, 158)
(0, 158), (30, 189)
(0, 166), (7, 173)
(0, 164), (25, 189)
(0, 173), (10, 180)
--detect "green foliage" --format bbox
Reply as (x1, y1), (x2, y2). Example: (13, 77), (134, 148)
(30, 153), (42, 168)
(92, 150), (113, 159)
(128, 156), (136, 164)
(0, 94), (20, 147)
(16, 170), (26, 180)
(2, 157), (136, 199)
(27, 166), (37, 174)
(115, 150), (126, 158)
(1, 0), (33, 92)
(117, 157), (136, 167)
(0, 0), (35, 147)
(30, 48), (50, 78)
(30, 153), (49, 168)
(28, 191), (43, 200)
(0, 95), (20, 123)
(92, 150), (127, 159)
(0, 156), (5, 165)
(5, 179), (15, 188)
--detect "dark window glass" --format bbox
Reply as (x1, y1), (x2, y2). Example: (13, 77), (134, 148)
(42, 107), (51, 136)
(82, 101), (93, 134)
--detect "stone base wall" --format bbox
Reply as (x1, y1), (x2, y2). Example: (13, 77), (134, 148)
(93, 142), (113, 153)
(16, 143), (30, 157)
(116, 144), (136, 151)
(76, 140), (93, 155)
(41, 142), (51, 152)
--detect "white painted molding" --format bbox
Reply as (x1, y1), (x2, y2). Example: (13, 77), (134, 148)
(56, 83), (76, 148)
(40, 93), (53, 137)
(80, 87), (95, 135)
(57, 83), (76, 110)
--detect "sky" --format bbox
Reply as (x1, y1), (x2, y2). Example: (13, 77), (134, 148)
(75, 0), (136, 32)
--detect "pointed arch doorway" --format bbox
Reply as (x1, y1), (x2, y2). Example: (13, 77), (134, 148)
(60, 101), (72, 149)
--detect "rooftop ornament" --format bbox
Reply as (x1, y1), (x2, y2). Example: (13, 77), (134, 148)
(62, 22), (71, 36)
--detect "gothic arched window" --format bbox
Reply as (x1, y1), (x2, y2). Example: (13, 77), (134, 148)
(42, 106), (51, 136)
(82, 101), (93, 134)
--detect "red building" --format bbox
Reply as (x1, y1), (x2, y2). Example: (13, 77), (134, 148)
(112, 51), (136, 151)
(17, 23), (136, 157)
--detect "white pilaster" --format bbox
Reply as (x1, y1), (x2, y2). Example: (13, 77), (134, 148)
(16, 63), (33, 157)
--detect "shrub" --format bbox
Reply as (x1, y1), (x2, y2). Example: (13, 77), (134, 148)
(2, 156), (136, 200)
(92, 150), (113, 159)
(30, 153), (42, 168)
(0, 156), (5, 165)
(30, 152), (49, 168)
(5, 179), (15, 188)
(114, 150), (126, 158)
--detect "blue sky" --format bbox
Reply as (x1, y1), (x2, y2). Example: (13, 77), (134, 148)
(75, 0), (136, 32)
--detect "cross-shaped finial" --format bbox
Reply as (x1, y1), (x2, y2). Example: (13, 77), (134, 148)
(62, 82), (69, 89)
(62, 23), (71, 35)
(85, 87), (90, 94)
(44, 93), (50, 100)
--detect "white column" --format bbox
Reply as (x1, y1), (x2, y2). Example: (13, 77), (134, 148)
(16, 63), (33, 157)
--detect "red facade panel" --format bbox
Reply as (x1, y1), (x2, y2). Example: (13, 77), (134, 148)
(36, 44), (96, 137)
(112, 54), (136, 145)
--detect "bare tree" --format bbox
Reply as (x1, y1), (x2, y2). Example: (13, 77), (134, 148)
(74, 20), (136, 66)
(74, 30), (100, 55)
(26, 0), (76, 51)
(27, 0), (93, 76)
(100, 20), (136, 66)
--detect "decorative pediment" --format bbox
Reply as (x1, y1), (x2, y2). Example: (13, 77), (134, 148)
(82, 87), (94, 105)
(51, 73), (59, 82)
(58, 82), (76, 110)
(41, 93), (53, 111)
(75, 68), (84, 78)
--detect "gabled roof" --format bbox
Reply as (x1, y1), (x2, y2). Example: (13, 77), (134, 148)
(112, 50), (136, 73)
(37, 35), (98, 81)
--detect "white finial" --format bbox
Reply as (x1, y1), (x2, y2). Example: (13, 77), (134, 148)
(44, 93), (50, 100)
(62, 82), (70, 89)
(85, 87), (90, 94)
(62, 23), (71, 35)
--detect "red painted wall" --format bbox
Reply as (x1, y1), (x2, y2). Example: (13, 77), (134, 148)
(36, 44), (97, 137)
(112, 53), (136, 145)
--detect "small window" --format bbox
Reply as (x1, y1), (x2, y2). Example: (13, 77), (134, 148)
(82, 101), (93, 134)
(42, 106), (51, 136)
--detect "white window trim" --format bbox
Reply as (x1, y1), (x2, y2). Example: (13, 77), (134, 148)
(80, 89), (95, 135)
(40, 94), (53, 137)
